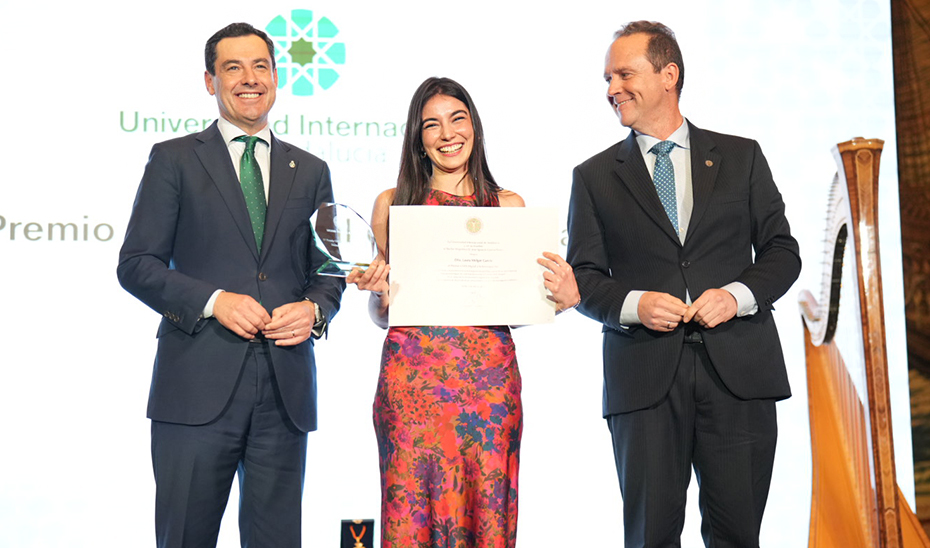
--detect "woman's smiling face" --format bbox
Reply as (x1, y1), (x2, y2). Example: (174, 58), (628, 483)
(420, 94), (474, 178)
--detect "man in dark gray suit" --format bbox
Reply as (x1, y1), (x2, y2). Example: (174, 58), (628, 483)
(118, 22), (344, 548)
(566, 21), (800, 548)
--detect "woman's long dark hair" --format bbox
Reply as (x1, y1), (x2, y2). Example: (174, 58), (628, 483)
(393, 77), (501, 206)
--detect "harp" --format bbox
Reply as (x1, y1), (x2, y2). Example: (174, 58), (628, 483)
(799, 138), (929, 547)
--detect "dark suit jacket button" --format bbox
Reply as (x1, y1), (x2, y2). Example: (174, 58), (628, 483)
(258, 272), (268, 281)
(681, 260), (691, 268)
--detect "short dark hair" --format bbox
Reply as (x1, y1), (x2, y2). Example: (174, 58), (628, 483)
(394, 77), (501, 207)
(205, 22), (276, 76)
(614, 21), (684, 98)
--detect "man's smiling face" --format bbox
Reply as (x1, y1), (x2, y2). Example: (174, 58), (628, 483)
(205, 34), (277, 135)
(604, 32), (677, 137)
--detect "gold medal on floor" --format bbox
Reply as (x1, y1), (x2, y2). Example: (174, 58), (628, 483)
(340, 519), (373, 548)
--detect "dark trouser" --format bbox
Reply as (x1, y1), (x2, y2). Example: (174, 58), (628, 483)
(606, 341), (777, 548)
(151, 342), (308, 548)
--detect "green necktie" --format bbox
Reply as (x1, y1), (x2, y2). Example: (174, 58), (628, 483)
(233, 135), (267, 252)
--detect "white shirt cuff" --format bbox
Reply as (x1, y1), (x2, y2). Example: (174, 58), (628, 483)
(722, 282), (758, 317)
(620, 290), (648, 326)
(202, 289), (224, 318)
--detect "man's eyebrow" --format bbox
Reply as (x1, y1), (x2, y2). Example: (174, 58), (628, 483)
(221, 57), (272, 67)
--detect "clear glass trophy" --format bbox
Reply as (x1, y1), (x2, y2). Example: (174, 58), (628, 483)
(309, 203), (377, 277)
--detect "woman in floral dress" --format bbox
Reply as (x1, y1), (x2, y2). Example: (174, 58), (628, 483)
(348, 77), (580, 548)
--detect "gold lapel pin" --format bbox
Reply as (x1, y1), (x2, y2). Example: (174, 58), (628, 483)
(289, 160), (296, 168)
(705, 160), (713, 167)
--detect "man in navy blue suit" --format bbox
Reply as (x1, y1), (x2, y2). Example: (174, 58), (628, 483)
(567, 21), (800, 547)
(118, 22), (344, 548)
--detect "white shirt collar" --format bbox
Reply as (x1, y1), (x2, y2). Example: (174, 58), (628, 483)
(635, 118), (690, 156)
(216, 116), (272, 146)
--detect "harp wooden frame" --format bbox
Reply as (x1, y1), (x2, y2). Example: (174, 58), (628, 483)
(800, 138), (929, 548)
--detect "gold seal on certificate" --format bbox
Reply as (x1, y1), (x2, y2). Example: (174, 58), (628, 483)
(309, 203), (376, 277)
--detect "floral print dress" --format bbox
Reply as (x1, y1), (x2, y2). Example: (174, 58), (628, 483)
(374, 189), (522, 548)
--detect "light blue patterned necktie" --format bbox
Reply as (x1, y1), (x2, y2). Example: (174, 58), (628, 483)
(649, 140), (679, 234)
(233, 135), (267, 252)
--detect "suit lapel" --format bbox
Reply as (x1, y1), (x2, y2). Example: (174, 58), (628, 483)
(260, 134), (298, 264)
(614, 131), (681, 244)
(195, 122), (261, 262)
(685, 122), (720, 245)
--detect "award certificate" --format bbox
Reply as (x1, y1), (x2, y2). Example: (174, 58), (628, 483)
(388, 206), (560, 326)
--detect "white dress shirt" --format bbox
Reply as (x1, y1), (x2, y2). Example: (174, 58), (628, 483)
(202, 118), (273, 318)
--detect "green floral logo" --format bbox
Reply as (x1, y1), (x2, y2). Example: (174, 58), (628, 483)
(266, 9), (346, 96)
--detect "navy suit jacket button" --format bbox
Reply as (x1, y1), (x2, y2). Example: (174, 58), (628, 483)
(258, 272), (268, 281)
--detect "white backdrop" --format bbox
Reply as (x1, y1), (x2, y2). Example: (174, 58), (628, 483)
(0, 0), (911, 546)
